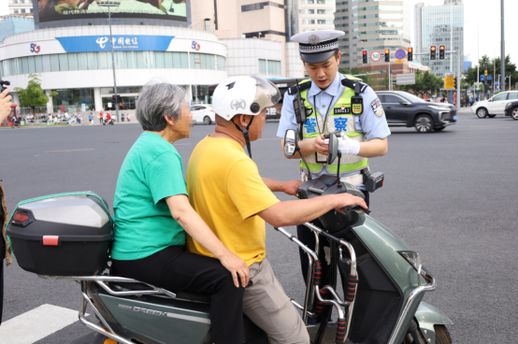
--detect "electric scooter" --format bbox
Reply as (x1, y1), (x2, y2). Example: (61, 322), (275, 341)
(6, 131), (453, 344)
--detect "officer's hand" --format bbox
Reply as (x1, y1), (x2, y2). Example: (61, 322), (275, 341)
(313, 135), (329, 155)
(338, 135), (360, 156)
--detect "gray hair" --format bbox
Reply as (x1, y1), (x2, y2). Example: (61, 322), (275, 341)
(136, 82), (186, 131)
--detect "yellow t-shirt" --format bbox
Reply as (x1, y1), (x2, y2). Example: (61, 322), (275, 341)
(186, 136), (280, 266)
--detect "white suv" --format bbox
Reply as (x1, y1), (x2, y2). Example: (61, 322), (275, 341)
(471, 91), (518, 118)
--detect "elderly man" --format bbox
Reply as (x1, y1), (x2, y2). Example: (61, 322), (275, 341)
(187, 75), (367, 344)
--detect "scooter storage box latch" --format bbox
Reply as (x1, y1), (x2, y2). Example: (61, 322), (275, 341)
(7, 192), (113, 276)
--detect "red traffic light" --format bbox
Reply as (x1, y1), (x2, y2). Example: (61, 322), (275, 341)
(430, 45), (436, 60)
(439, 45), (446, 59)
(407, 47), (413, 61)
(362, 50), (368, 64)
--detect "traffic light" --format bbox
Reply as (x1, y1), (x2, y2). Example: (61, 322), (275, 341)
(430, 45), (436, 60)
(384, 48), (390, 62)
(407, 47), (413, 62)
(362, 50), (368, 64)
(439, 45), (445, 59)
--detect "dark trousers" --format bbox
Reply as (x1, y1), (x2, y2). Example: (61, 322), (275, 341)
(111, 246), (244, 344)
(0, 258), (3, 325)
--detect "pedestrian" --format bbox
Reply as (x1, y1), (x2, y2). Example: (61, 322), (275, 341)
(98, 110), (104, 125)
(187, 75), (367, 343)
(88, 112), (94, 125)
(0, 87), (13, 324)
(276, 30), (390, 323)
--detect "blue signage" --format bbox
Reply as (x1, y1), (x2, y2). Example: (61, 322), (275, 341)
(56, 35), (174, 53)
(395, 48), (406, 60)
(480, 75), (485, 81)
(487, 74), (493, 81)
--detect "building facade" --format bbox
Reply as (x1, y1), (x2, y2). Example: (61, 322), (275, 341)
(0, 15), (35, 42)
(295, 0), (336, 34)
(335, 0), (410, 72)
(414, 0), (464, 77)
(8, 0), (34, 17)
(190, 0), (304, 79)
(0, 1), (229, 115)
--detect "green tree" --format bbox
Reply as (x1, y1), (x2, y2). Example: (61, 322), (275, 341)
(15, 74), (49, 114)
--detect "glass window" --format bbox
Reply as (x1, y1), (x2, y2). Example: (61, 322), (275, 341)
(492, 93), (507, 101)
(49, 54), (59, 72)
(68, 53), (79, 71)
(58, 54), (69, 71)
(508, 92), (518, 100)
(383, 95), (401, 103)
(98, 52), (110, 69)
(216, 56), (225, 70)
(86, 52), (98, 69)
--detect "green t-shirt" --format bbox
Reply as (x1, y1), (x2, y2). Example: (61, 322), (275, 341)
(112, 132), (187, 260)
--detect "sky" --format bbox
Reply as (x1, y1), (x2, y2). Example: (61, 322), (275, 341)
(404, 0), (518, 66)
(0, 0), (516, 66)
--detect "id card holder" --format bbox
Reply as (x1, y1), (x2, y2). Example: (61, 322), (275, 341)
(351, 95), (363, 115)
(315, 152), (327, 163)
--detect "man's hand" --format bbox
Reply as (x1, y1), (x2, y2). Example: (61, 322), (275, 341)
(338, 135), (360, 156)
(280, 179), (302, 196)
(219, 251), (250, 288)
(334, 193), (368, 212)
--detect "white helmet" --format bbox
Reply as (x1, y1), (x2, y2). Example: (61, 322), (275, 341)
(212, 76), (281, 121)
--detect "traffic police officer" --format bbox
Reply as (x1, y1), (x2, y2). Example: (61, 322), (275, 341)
(276, 30), (390, 321)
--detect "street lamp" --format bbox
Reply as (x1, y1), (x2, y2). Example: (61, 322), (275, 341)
(98, 0), (121, 122)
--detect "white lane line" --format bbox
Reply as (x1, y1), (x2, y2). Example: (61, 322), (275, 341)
(46, 148), (95, 153)
(0, 304), (78, 344)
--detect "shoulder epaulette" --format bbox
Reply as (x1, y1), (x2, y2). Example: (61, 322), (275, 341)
(287, 80), (311, 95)
(341, 78), (368, 93)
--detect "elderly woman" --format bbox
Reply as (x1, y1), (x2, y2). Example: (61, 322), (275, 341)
(111, 82), (249, 344)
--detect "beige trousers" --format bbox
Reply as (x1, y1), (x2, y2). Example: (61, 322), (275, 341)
(243, 259), (310, 344)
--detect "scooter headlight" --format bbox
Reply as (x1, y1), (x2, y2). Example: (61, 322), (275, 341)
(399, 251), (422, 274)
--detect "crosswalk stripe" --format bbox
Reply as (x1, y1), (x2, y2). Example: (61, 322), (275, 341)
(0, 304), (79, 343)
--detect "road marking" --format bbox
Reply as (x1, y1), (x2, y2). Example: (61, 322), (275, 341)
(0, 304), (78, 343)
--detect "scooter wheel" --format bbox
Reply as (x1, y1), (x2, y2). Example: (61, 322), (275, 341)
(103, 338), (118, 344)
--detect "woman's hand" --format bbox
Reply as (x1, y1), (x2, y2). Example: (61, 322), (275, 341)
(218, 251), (250, 288)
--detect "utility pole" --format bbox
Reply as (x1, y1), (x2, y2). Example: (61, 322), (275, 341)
(99, 0), (121, 122)
(500, 0), (505, 91)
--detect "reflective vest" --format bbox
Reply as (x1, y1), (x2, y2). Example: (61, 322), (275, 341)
(298, 81), (368, 175)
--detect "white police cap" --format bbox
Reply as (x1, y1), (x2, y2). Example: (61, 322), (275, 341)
(291, 30), (345, 64)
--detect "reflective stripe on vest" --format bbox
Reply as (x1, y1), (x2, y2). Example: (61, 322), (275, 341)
(298, 81), (368, 175)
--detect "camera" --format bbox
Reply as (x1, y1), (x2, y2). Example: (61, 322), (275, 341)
(1, 79), (11, 92)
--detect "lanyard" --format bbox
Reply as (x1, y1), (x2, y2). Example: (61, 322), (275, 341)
(313, 93), (335, 135)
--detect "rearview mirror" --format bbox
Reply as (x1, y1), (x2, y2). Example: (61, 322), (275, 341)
(327, 133), (339, 164)
(283, 129), (298, 158)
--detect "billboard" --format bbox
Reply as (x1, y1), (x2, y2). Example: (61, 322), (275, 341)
(37, 0), (187, 23)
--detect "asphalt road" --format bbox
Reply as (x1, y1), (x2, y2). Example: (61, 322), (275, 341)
(1, 110), (517, 343)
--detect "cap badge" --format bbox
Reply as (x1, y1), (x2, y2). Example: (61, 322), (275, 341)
(308, 34), (320, 45)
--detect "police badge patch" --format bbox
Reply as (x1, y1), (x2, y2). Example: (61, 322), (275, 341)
(370, 98), (385, 117)
(334, 106), (351, 115)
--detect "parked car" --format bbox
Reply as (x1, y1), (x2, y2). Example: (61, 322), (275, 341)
(190, 104), (215, 125)
(376, 91), (457, 133)
(471, 90), (518, 118)
(504, 100), (518, 120)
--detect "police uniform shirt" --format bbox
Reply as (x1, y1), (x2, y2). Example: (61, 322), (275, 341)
(276, 72), (391, 176)
(277, 73), (390, 140)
